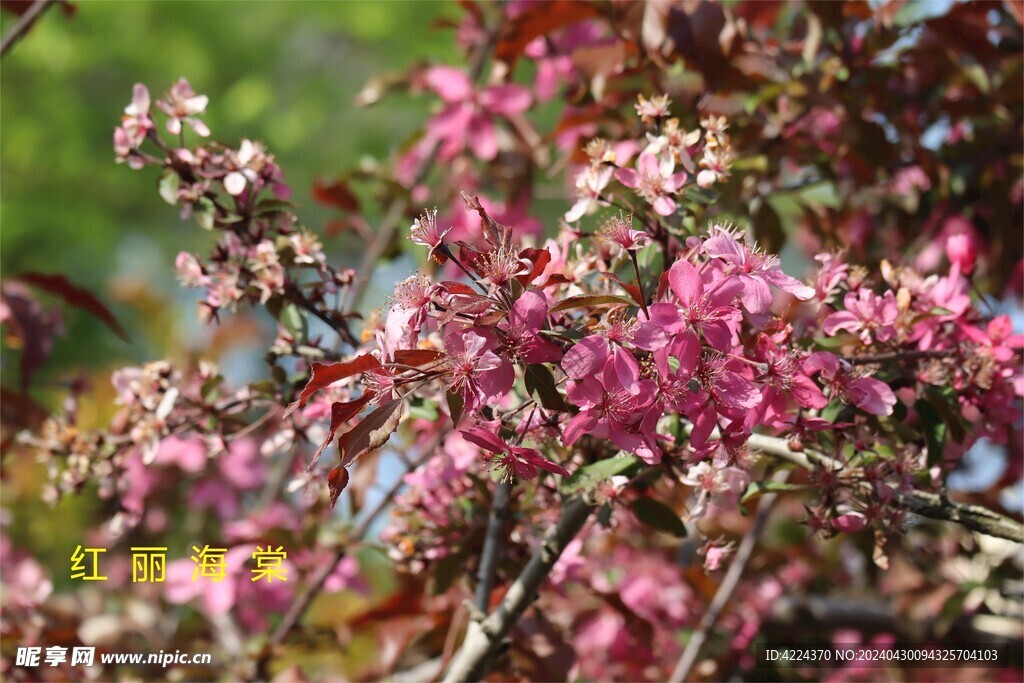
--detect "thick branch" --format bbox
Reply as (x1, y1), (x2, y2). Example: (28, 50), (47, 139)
(744, 433), (1024, 543)
(441, 496), (595, 683)
(475, 480), (512, 611)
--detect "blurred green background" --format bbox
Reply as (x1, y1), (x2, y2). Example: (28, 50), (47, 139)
(1, 0), (459, 379)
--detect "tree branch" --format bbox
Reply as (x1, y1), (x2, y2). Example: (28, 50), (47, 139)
(475, 480), (513, 611)
(0, 0), (55, 58)
(441, 496), (595, 683)
(668, 471), (789, 683)
(744, 433), (1024, 543)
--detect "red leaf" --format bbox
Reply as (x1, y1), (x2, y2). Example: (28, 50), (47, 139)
(338, 398), (403, 468)
(312, 177), (360, 213)
(439, 281), (478, 296)
(17, 272), (128, 341)
(494, 0), (600, 65)
(1, 280), (57, 390)
(391, 349), (445, 366)
(307, 394), (374, 471)
(287, 355), (381, 416)
(516, 247), (551, 287)
(327, 466), (350, 508)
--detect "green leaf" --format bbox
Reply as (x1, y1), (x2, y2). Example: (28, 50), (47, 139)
(408, 397), (439, 421)
(200, 374), (223, 400)
(193, 197), (216, 230)
(549, 294), (634, 313)
(630, 498), (687, 538)
(741, 480), (808, 504)
(820, 400), (846, 423)
(563, 454), (639, 493)
(158, 170), (180, 205)
(524, 364), (568, 411)
(812, 335), (854, 349)
(446, 390), (465, 427)
(280, 303), (308, 343)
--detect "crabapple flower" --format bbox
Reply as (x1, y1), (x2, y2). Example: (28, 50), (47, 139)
(805, 352), (897, 416)
(822, 289), (899, 344)
(597, 214), (649, 252)
(503, 290), (563, 363)
(946, 233), (978, 275)
(564, 163), (613, 222)
(681, 458), (751, 520)
(832, 512), (867, 534)
(562, 337), (661, 463)
(461, 426), (568, 480)
(703, 225), (815, 313)
(114, 84), (154, 169)
(701, 539), (736, 572)
(634, 94), (671, 125)
(422, 65), (531, 161)
(444, 327), (514, 413)
(634, 259), (742, 352)
(156, 78), (210, 137)
(409, 208), (452, 262)
(615, 152), (686, 216)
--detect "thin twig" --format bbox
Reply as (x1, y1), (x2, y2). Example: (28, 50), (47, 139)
(263, 446), (434, 654)
(842, 348), (958, 365)
(744, 432), (1024, 543)
(344, 0), (504, 314)
(668, 471), (789, 683)
(0, 0), (55, 58)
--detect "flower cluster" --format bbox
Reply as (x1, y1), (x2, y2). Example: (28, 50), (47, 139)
(113, 79), (354, 336)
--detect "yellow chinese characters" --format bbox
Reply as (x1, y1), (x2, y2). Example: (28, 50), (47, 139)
(131, 547), (167, 583)
(190, 545), (228, 582)
(70, 546), (107, 581)
(251, 546), (287, 582)
(70, 544), (289, 582)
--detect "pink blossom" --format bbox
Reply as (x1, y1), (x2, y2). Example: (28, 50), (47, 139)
(174, 252), (207, 287)
(408, 207), (452, 258)
(564, 163), (613, 222)
(461, 425), (568, 480)
(156, 78), (210, 137)
(822, 289), (899, 344)
(680, 457), (751, 520)
(383, 275), (434, 356)
(503, 290), (563, 363)
(153, 435), (207, 473)
(614, 152), (686, 216)
(634, 259), (742, 352)
(946, 233), (978, 275)
(701, 539), (736, 572)
(422, 66), (531, 161)
(597, 214), (649, 252)
(114, 84), (153, 168)
(832, 512), (867, 534)
(806, 352), (897, 416)
(703, 226), (815, 312)
(444, 327), (514, 413)
(562, 337), (661, 463)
